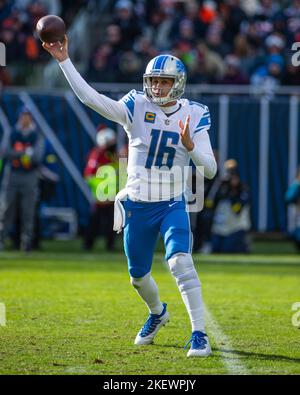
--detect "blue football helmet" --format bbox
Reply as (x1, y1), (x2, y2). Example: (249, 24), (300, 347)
(143, 54), (187, 105)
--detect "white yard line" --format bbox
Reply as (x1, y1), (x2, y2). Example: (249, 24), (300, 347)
(204, 304), (249, 375)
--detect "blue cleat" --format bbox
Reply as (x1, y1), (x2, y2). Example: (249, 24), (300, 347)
(185, 330), (212, 357)
(134, 303), (169, 345)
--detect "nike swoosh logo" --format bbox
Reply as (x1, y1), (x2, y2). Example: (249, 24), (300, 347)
(169, 202), (178, 207)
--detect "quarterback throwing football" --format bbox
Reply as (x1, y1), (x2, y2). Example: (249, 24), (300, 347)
(43, 36), (217, 357)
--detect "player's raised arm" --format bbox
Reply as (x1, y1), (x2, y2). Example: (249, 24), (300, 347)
(42, 35), (127, 126)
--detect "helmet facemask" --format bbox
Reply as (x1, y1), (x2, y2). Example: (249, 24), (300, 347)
(143, 75), (184, 105)
(143, 55), (187, 105)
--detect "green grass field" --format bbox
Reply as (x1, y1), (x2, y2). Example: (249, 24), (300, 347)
(0, 240), (299, 375)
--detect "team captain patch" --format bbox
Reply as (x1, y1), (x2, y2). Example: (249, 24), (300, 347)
(144, 112), (156, 123)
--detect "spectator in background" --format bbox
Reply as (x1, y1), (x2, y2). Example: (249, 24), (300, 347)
(106, 23), (124, 55)
(145, 8), (174, 51)
(186, 40), (225, 83)
(210, 159), (251, 253)
(13, 0), (61, 15)
(282, 58), (300, 86)
(182, 0), (207, 39)
(83, 125), (118, 252)
(219, 54), (249, 84)
(0, 106), (45, 252)
(285, 168), (300, 251)
(112, 0), (142, 51)
(250, 34), (285, 94)
(0, 67), (12, 88)
(87, 24), (123, 82)
(265, 33), (285, 56)
(32, 140), (59, 249)
(199, 0), (218, 27)
(232, 33), (260, 77)
(17, 0), (48, 62)
(0, 17), (23, 61)
(221, 0), (248, 47)
(59, 0), (87, 26)
(0, 0), (12, 22)
(205, 16), (231, 58)
(254, 0), (280, 20)
(118, 50), (143, 82)
(251, 52), (285, 92)
(12, 139), (60, 250)
(192, 150), (220, 254)
(272, 10), (288, 37)
(86, 42), (116, 82)
(284, 0), (300, 45)
(174, 18), (197, 49)
(133, 35), (158, 71)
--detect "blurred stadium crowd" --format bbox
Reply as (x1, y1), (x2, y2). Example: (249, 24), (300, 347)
(1, 0), (300, 87)
(86, 0), (300, 87)
(0, 0), (87, 85)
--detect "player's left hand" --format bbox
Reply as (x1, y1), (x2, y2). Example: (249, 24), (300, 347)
(179, 115), (194, 152)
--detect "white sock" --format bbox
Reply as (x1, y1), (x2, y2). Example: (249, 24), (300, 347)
(131, 273), (163, 315)
(168, 253), (206, 332)
(181, 287), (205, 332)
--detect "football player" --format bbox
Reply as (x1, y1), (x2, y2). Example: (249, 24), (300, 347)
(43, 36), (217, 357)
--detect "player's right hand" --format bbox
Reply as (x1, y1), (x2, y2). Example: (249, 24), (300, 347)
(42, 34), (69, 63)
(179, 115), (194, 152)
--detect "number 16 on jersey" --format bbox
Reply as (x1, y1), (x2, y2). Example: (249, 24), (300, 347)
(145, 129), (179, 169)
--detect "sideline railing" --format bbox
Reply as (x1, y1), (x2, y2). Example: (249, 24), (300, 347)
(2, 84), (300, 96)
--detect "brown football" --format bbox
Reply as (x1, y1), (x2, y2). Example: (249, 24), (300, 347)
(36, 15), (66, 43)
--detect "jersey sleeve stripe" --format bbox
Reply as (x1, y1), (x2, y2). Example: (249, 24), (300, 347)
(122, 94), (135, 122)
(195, 116), (211, 130)
(126, 108), (133, 123)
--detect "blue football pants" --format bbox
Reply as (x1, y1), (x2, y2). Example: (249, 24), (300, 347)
(123, 197), (192, 278)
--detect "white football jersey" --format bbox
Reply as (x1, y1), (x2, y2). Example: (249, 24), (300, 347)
(58, 59), (215, 203)
(119, 90), (211, 202)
